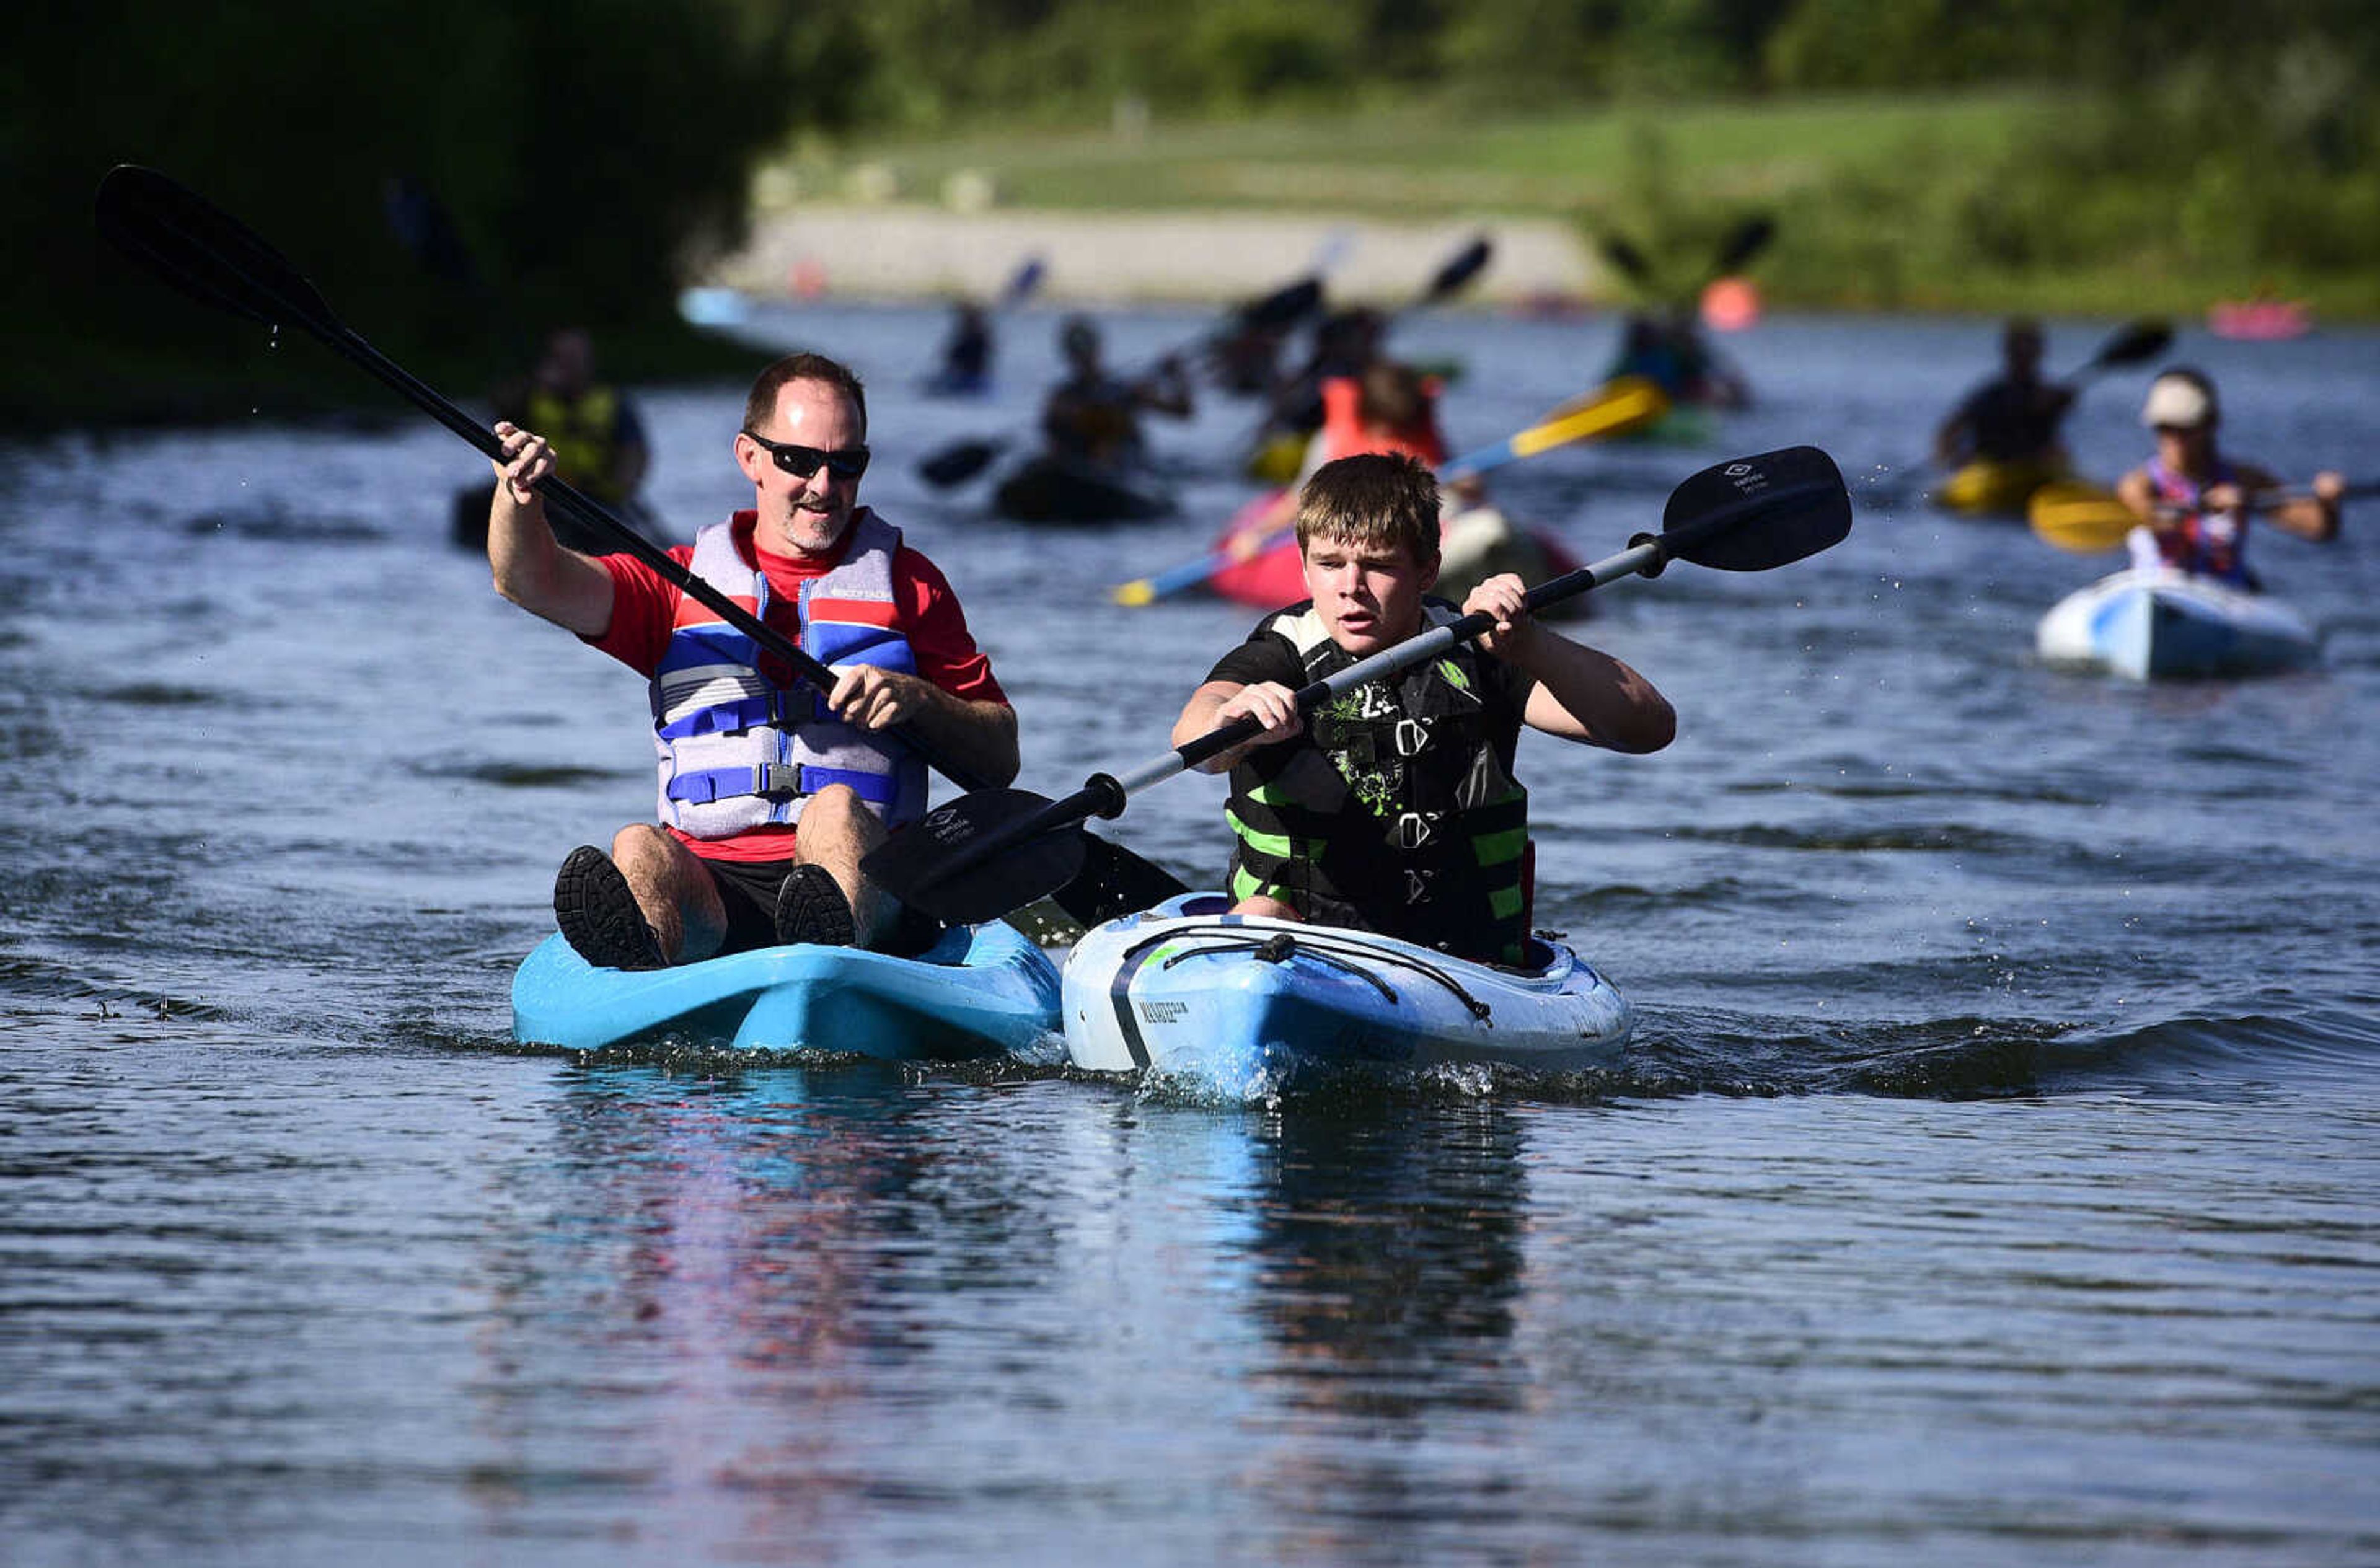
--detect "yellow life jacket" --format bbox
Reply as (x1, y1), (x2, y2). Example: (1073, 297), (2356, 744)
(524, 385), (628, 504)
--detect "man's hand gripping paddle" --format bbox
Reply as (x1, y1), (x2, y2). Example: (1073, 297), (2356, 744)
(93, 164), (1186, 928)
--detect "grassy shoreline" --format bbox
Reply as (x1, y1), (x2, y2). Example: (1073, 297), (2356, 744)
(775, 90), (2377, 320)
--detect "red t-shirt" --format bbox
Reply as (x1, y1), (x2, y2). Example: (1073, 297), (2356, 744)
(590, 509), (1008, 862)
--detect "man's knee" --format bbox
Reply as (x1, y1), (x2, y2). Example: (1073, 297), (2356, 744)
(798, 785), (884, 854)
(610, 822), (679, 868)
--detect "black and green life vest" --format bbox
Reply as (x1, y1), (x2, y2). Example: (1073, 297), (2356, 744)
(1224, 602), (1531, 965)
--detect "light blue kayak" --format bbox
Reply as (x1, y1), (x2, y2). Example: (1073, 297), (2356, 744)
(1061, 892), (1632, 1083)
(511, 921), (1062, 1057)
(2035, 568), (2317, 681)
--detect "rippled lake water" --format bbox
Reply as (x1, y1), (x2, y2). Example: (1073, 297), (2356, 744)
(4, 299), (2378, 1564)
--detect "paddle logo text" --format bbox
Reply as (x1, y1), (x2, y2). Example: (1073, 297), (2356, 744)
(920, 806), (976, 845)
(1724, 460), (1771, 496)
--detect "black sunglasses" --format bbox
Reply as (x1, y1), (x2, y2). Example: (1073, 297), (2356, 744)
(744, 429), (870, 481)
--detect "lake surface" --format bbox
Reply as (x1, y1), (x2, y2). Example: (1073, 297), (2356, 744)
(4, 299), (2378, 1564)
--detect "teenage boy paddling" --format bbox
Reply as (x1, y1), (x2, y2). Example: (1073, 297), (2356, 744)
(1176, 453), (1675, 966)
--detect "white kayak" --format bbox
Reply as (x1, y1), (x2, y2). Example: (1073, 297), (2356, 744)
(1060, 893), (1632, 1083)
(2036, 567), (2318, 681)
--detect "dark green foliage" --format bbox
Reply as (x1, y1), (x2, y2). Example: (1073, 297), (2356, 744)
(4, 0), (838, 423)
(10, 0), (2378, 426)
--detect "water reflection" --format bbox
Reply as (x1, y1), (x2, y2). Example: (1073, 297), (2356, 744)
(466, 1064), (1075, 1546)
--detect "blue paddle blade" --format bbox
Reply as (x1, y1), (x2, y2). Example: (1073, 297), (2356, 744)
(1000, 257), (1046, 307)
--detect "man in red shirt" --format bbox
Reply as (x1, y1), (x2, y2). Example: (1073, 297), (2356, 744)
(488, 351), (1018, 968)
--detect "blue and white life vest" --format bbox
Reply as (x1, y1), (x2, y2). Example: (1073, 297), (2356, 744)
(650, 511), (928, 838)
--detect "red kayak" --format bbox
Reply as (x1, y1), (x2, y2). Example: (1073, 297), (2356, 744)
(1206, 491), (1590, 618)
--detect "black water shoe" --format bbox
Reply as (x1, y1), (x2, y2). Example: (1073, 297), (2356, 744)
(773, 863), (857, 948)
(553, 846), (664, 971)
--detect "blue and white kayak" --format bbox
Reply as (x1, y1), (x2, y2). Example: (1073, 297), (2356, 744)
(2036, 567), (2317, 681)
(512, 921), (1062, 1057)
(1060, 893), (1632, 1080)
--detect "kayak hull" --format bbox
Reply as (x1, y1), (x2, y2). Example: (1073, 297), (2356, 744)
(511, 921), (1062, 1057)
(1061, 893), (1632, 1081)
(991, 454), (1173, 525)
(1936, 458), (2069, 518)
(2036, 568), (2318, 681)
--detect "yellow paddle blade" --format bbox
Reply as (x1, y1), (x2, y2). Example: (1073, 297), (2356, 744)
(2029, 482), (2136, 553)
(1515, 376), (1671, 457)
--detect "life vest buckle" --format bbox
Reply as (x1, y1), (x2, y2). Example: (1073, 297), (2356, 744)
(752, 762), (804, 799)
(1393, 717), (1432, 757)
(1405, 867), (1435, 902)
(1395, 810), (1437, 850)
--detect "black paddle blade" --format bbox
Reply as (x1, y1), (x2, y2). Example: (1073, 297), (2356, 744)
(95, 165), (335, 335)
(866, 788), (1089, 927)
(917, 438), (1004, 487)
(1241, 276), (1325, 332)
(2094, 318), (2173, 369)
(1712, 214), (1775, 276)
(1599, 233), (1654, 287)
(1049, 834), (1192, 928)
(1424, 236), (1493, 304)
(1662, 446), (1852, 571)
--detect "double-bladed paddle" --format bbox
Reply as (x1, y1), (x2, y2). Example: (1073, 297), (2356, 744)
(93, 163), (1186, 928)
(1227, 232), (1499, 472)
(914, 274), (1326, 488)
(1861, 317), (2176, 511)
(2029, 477), (2378, 553)
(1109, 374), (1671, 607)
(1411, 233), (1494, 312)
(2061, 317), (2172, 387)
(1598, 213), (1774, 301)
(868, 444), (1853, 927)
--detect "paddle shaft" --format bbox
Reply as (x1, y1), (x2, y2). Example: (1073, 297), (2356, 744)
(197, 230), (1000, 796)
(946, 475), (1817, 883)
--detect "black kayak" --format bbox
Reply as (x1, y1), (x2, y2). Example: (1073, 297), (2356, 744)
(990, 454), (1175, 526)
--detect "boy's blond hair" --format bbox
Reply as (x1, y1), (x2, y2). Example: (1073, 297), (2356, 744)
(1295, 452), (1440, 565)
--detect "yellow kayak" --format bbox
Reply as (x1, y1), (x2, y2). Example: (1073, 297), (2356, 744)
(1936, 457), (2071, 518)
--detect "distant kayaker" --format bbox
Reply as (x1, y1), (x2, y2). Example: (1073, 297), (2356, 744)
(487, 351), (1018, 969)
(1606, 304), (1748, 410)
(498, 326), (651, 510)
(2116, 367), (2344, 586)
(1236, 358), (1468, 545)
(1173, 453), (1673, 966)
(924, 299), (994, 396)
(1933, 317), (2074, 472)
(1207, 295), (1296, 396)
(1039, 314), (1194, 469)
(456, 327), (660, 552)
(1256, 307), (1388, 454)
